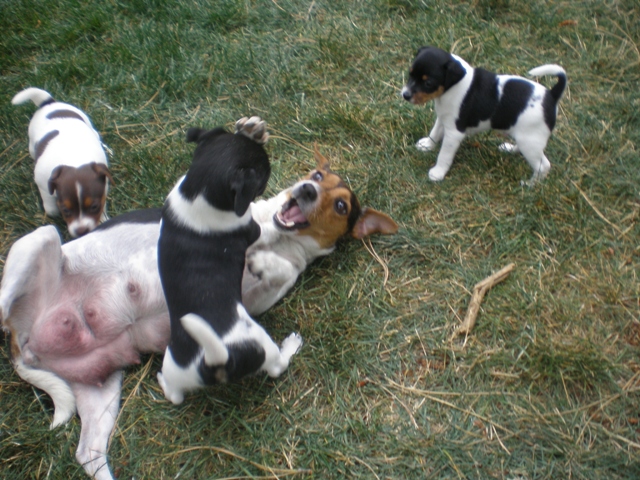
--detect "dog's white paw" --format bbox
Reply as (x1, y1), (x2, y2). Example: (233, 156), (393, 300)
(157, 371), (184, 405)
(235, 116), (269, 145)
(498, 142), (519, 153)
(428, 166), (447, 182)
(281, 332), (303, 357)
(416, 137), (437, 152)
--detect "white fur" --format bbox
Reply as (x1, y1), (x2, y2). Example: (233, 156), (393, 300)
(12, 87), (109, 236)
(405, 55), (563, 184)
(0, 171), (353, 480)
(158, 306), (302, 405)
(165, 176), (253, 233)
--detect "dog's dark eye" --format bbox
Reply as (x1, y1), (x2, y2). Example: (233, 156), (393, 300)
(61, 208), (73, 218)
(88, 204), (100, 214)
(334, 199), (348, 216)
(311, 171), (323, 182)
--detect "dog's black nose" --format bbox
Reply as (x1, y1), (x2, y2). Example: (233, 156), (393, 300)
(402, 89), (413, 101)
(297, 183), (317, 202)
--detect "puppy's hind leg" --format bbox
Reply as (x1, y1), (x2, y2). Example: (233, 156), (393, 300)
(262, 332), (303, 379)
(514, 135), (551, 186)
(416, 117), (444, 152)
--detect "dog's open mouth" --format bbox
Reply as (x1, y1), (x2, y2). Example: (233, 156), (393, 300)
(274, 198), (310, 230)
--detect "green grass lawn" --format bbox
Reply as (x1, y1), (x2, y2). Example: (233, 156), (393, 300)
(1, 0), (639, 478)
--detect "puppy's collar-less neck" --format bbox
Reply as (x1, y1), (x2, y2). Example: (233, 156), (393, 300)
(165, 176), (253, 234)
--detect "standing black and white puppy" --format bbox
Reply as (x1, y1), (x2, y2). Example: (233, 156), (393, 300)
(402, 46), (567, 184)
(157, 117), (303, 405)
(12, 88), (113, 237)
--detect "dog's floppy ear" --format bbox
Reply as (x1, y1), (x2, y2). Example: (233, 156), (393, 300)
(231, 168), (260, 217)
(48, 166), (65, 194)
(351, 208), (398, 239)
(91, 163), (115, 186)
(444, 57), (465, 90)
(313, 143), (331, 170)
(186, 127), (206, 143)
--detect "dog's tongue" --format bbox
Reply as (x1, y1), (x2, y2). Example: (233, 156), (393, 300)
(282, 204), (307, 224)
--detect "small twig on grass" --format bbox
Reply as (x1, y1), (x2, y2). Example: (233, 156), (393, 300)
(138, 82), (166, 111)
(362, 238), (390, 286)
(170, 445), (312, 477)
(454, 263), (515, 338)
(571, 180), (625, 235)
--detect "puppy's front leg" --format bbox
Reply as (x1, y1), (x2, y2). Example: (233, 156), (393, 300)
(428, 129), (465, 181)
(416, 117), (444, 152)
(73, 371), (123, 480)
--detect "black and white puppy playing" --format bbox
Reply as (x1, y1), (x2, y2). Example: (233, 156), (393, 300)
(157, 118), (303, 405)
(401, 46), (567, 185)
(12, 87), (113, 237)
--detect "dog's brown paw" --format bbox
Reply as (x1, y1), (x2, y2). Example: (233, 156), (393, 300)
(235, 116), (269, 145)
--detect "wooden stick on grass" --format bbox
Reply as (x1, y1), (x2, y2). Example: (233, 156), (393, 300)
(456, 263), (516, 336)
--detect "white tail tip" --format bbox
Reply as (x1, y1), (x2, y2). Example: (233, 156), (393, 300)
(528, 64), (566, 77)
(12, 87), (54, 107)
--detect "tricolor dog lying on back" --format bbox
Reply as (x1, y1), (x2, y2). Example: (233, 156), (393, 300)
(12, 88), (113, 237)
(156, 118), (301, 405)
(0, 117), (397, 480)
(402, 46), (567, 184)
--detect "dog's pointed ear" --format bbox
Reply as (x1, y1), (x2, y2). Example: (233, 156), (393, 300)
(444, 57), (465, 90)
(351, 208), (398, 239)
(48, 166), (65, 194)
(231, 169), (258, 217)
(313, 144), (331, 170)
(91, 163), (115, 186)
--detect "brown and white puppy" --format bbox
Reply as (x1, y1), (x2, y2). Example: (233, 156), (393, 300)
(0, 142), (397, 480)
(12, 87), (113, 237)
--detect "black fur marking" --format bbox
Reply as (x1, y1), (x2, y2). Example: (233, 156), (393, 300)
(34, 130), (59, 162)
(199, 340), (266, 384)
(455, 68), (499, 132)
(46, 109), (85, 122)
(92, 208), (162, 232)
(542, 90), (557, 131)
(179, 131), (270, 215)
(491, 79), (534, 130)
(38, 98), (56, 108)
(159, 211), (261, 368)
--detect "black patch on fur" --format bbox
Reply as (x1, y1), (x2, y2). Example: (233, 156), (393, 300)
(46, 109), (85, 122)
(38, 98), (56, 108)
(455, 68), (499, 132)
(405, 46), (466, 99)
(92, 208), (162, 231)
(199, 340), (266, 384)
(491, 79), (534, 130)
(542, 90), (557, 131)
(180, 128), (271, 216)
(34, 130), (59, 162)
(158, 213), (261, 368)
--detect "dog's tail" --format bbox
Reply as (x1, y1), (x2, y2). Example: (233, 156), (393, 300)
(528, 65), (567, 102)
(180, 313), (229, 366)
(12, 87), (56, 108)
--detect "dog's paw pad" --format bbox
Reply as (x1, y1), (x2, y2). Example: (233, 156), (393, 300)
(235, 116), (269, 145)
(428, 166), (447, 182)
(498, 142), (518, 153)
(416, 137), (436, 152)
(281, 332), (303, 356)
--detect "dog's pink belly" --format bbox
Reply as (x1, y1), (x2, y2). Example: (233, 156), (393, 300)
(35, 334), (141, 385)
(26, 304), (170, 385)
